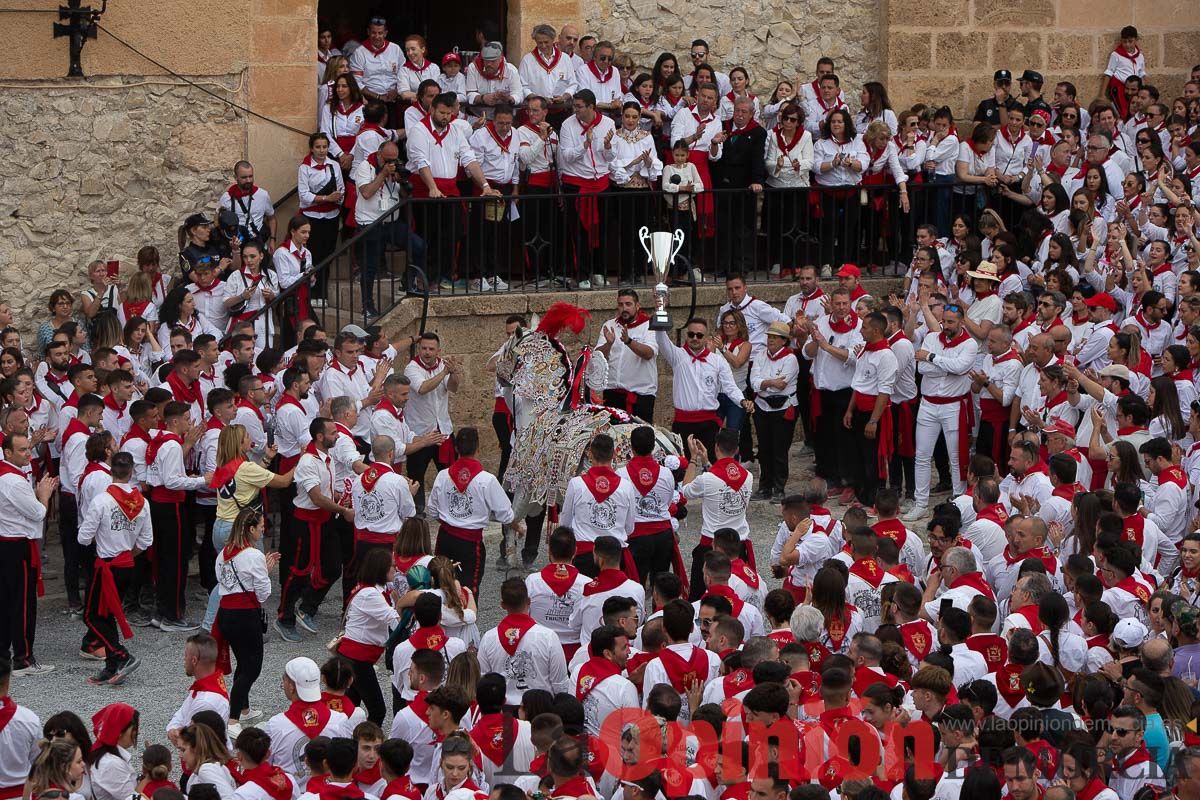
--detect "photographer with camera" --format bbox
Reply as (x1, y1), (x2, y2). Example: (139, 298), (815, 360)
(218, 161), (277, 254)
(177, 213), (231, 285)
(352, 140), (426, 321)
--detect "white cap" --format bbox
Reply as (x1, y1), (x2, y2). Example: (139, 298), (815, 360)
(1112, 618), (1149, 649)
(285, 657), (322, 702)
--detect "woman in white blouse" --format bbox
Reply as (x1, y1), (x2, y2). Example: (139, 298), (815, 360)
(719, 66), (760, 122)
(763, 101), (813, 278)
(854, 81), (898, 136)
(178, 722), (237, 800)
(87, 704), (138, 800)
(955, 122), (999, 216)
(861, 120), (911, 269)
(608, 101), (663, 283)
(334, 548), (400, 727)
(273, 215), (314, 340)
(298, 132), (345, 310)
(223, 242), (279, 346)
(157, 286), (222, 351)
(813, 108), (867, 270)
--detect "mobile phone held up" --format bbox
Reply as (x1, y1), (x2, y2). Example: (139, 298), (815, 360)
(106, 260), (120, 278)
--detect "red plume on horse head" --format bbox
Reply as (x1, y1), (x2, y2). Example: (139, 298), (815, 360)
(536, 302), (591, 339)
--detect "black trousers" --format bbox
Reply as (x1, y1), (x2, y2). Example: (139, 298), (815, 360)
(603, 389), (655, 422)
(813, 388), (853, 488)
(572, 550), (599, 579)
(795, 355), (815, 445)
(434, 528), (485, 595)
(305, 215), (340, 301)
(562, 182), (603, 280)
(346, 655), (387, 726)
(688, 543), (711, 602)
(754, 407), (797, 494)
(470, 184), (514, 280)
(501, 508), (544, 563)
(198, 503), (217, 591)
(150, 498), (192, 622)
(279, 514), (337, 625)
(977, 417), (1011, 470)
(609, 185), (654, 282)
(847, 408), (883, 506)
(275, 483), (298, 584)
(521, 184), (560, 283)
(84, 561), (132, 671)
(628, 529), (674, 589)
(765, 189), (808, 271)
(411, 197), (460, 284)
(492, 410), (513, 483)
(0, 539), (38, 666)
(716, 189), (758, 272)
(406, 444), (446, 512)
(671, 419), (720, 465)
(59, 491), (83, 607)
(216, 606), (263, 718)
(819, 190), (862, 268)
(301, 515), (350, 614)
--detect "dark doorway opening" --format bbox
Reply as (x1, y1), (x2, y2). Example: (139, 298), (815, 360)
(320, 0), (508, 63)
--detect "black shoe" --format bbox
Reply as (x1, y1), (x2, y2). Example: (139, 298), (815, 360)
(932, 480), (952, 493)
(87, 668), (117, 686)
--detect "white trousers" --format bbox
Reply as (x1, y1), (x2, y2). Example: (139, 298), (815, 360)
(914, 398), (966, 505)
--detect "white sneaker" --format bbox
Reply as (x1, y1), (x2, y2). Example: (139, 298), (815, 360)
(473, 277), (494, 291)
(592, 274), (607, 287)
(492, 276), (509, 291)
(310, 298), (326, 308)
(900, 505), (929, 523)
(577, 279), (592, 289)
(12, 659), (55, 676)
(769, 263), (781, 277)
(239, 708), (263, 723)
(820, 264), (833, 279)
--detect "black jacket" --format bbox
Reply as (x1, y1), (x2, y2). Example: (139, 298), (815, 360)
(712, 122), (768, 188)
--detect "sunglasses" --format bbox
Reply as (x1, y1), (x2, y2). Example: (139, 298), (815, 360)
(686, 331), (706, 339)
(783, 116), (800, 122)
(944, 304), (962, 314)
(690, 51), (706, 58)
(442, 739), (472, 755)
(1112, 728), (1139, 737)
(369, 16), (387, 25)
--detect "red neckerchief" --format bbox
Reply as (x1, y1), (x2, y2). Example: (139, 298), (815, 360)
(532, 46), (562, 72)
(1042, 390), (1068, 410)
(106, 484), (145, 521)
(275, 391), (305, 417)
(540, 563), (580, 596)
(1052, 481), (1087, 502)
(301, 153), (330, 172)
(120, 423), (151, 448)
(899, 620), (935, 661)
(657, 645), (711, 692)
(242, 763), (292, 800)
(403, 58), (432, 72)
(766, 344), (793, 362)
(576, 654), (622, 701)
(237, 399), (265, 425)
(485, 121), (513, 153)
(939, 328), (971, 348)
(1075, 778), (1110, 800)
(1113, 575), (1152, 603)
(709, 457), (749, 491)
(1122, 513), (1146, 547)
(1000, 125), (1027, 148)
(949, 571), (995, 599)
(873, 518), (908, 548)
(584, 568), (628, 596)
(166, 370), (202, 406)
(887, 330), (906, 346)
(586, 60), (613, 83)
(226, 182), (260, 200)
(374, 396), (403, 422)
(722, 666), (755, 698)
(975, 286), (997, 299)
(103, 393), (127, 418)
(816, 93), (844, 113)
(828, 314), (856, 334)
(284, 699), (332, 737)
(995, 661), (1026, 706)
(685, 345), (711, 363)
(0, 696), (18, 733)
(336, 99), (364, 117)
(1002, 545), (1058, 574)
(730, 558), (759, 590)
(446, 456), (483, 493)
(190, 671), (229, 699)
(861, 338), (890, 355)
(581, 464), (621, 503)
(145, 431), (182, 466)
(1013, 313), (1037, 335)
(473, 54), (507, 80)
(408, 624), (448, 651)
(849, 557), (887, 588)
(497, 612), (537, 655)
(625, 455), (661, 496)
(1135, 310), (1160, 331)
(418, 115), (451, 146)
(826, 607), (853, 650)
(1013, 604), (1046, 634)
(1159, 464), (1187, 489)
(321, 783), (366, 800)
(359, 462), (393, 493)
(380, 777), (420, 800)
(704, 584), (745, 616)
(470, 712), (518, 766)
(992, 349), (1021, 367)
(122, 300), (150, 320)
(724, 118), (761, 137)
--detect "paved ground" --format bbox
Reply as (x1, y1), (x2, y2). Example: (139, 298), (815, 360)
(13, 443), (944, 742)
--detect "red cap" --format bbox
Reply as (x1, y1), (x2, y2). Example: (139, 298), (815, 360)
(1030, 108), (1051, 124)
(440, 52), (461, 64)
(1085, 292), (1117, 312)
(1046, 418), (1076, 439)
(836, 263), (862, 278)
(92, 703), (137, 749)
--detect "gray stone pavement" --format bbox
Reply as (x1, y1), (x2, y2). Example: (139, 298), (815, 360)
(12, 444), (944, 741)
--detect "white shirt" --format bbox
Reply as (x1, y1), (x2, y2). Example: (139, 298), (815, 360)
(352, 465), (415, 536)
(349, 41), (403, 95)
(369, 400), (412, 463)
(681, 467), (753, 540)
(751, 347), (800, 411)
(771, 519), (837, 591)
(90, 748), (136, 800)
(403, 358), (453, 435)
(805, 314), (863, 391)
(718, 296), (790, 354)
(351, 156), (404, 227)
(274, 396), (312, 459)
(477, 617), (570, 705)
(558, 113), (617, 181)
(145, 435), (206, 493)
(671, 109), (725, 162)
(575, 62), (622, 105)
(398, 59), (440, 93)
(315, 358), (376, 439)
(272, 242), (312, 293)
(192, 761), (238, 800)
(569, 573), (647, 651)
(813, 135), (868, 186)
(765, 127), (815, 188)
(598, 317), (659, 395)
(608, 129), (662, 185)
(526, 564), (591, 646)
(993, 127), (1034, 176)
(293, 447), (334, 511)
(518, 48), (578, 99)
(389, 704), (439, 787)
(343, 584), (400, 648)
(78, 482), (153, 558)
(655, 332), (744, 412)
(464, 59), (526, 107)
(265, 707), (350, 778)
(570, 660), (640, 736)
(515, 123), (558, 179)
(427, 465), (515, 531)
(917, 330), (978, 397)
(167, 676), (232, 734)
(405, 116), (479, 183)
(469, 124), (521, 186)
(559, 470), (637, 544)
(216, 546), (271, 604)
(298, 155), (345, 219)
(639, 642), (720, 723)
(391, 631), (468, 700)
(0, 702), (41, 790)
(218, 186), (274, 238)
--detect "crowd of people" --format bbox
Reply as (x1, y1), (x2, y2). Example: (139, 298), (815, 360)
(5, 13), (1200, 800)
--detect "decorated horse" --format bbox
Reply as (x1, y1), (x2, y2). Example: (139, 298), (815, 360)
(495, 302), (688, 582)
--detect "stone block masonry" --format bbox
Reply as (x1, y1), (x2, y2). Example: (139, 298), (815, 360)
(0, 79), (248, 345)
(377, 278), (900, 466)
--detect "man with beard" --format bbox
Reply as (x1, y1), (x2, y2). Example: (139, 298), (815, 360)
(596, 290), (658, 421)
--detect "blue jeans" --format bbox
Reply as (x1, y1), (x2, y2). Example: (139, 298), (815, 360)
(718, 393), (746, 431)
(203, 518), (235, 632)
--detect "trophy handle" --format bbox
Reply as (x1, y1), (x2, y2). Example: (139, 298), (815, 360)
(670, 229), (685, 264)
(639, 226), (652, 263)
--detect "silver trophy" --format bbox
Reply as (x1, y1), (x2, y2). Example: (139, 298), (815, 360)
(639, 226), (685, 332)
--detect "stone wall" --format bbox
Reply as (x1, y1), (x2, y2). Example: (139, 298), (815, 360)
(0, 80), (247, 340)
(885, 0), (1200, 118)
(378, 279), (900, 466)
(579, 0), (881, 98)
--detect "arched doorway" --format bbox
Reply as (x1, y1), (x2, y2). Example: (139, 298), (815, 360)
(320, 0), (507, 62)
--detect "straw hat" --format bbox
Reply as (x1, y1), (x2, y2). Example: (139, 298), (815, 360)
(966, 260), (1001, 282)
